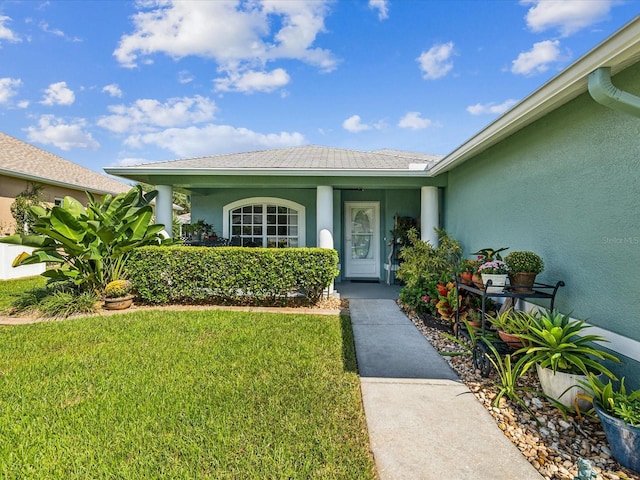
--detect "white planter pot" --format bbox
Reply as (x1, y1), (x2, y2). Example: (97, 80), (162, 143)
(480, 273), (508, 293)
(536, 364), (594, 411)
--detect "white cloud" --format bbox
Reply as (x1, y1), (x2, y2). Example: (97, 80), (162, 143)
(98, 95), (216, 133)
(398, 112), (432, 130)
(41, 81), (75, 106)
(0, 77), (22, 104)
(369, 0), (389, 20)
(511, 40), (562, 76)
(0, 15), (20, 43)
(39, 21), (82, 41)
(26, 115), (99, 150)
(178, 70), (194, 84)
(523, 0), (612, 37)
(343, 115), (372, 133)
(102, 84), (123, 98)
(467, 99), (518, 115)
(417, 42), (455, 80)
(124, 124), (306, 157)
(214, 68), (291, 93)
(113, 0), (337, 90)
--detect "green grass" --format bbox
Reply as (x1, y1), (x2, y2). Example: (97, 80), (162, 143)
(0, 309), (375, 479)
(0, 276), (46, 313)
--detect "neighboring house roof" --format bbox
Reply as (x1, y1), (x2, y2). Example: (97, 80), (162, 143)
(0, 132), (131, 195)
(430, 15), (640, 175)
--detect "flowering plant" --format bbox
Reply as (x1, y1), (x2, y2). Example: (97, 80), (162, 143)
(477, 260), (508, 275)
(104, 279), (133, 298)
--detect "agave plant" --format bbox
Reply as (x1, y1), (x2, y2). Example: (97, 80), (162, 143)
(516, 309), (620, 379)
(0, 186), (174, 293)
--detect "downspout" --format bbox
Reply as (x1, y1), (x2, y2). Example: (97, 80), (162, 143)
(588, 67), (640, 118)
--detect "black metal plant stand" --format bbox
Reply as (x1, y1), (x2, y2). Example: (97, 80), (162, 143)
(454, 277), (565, 376)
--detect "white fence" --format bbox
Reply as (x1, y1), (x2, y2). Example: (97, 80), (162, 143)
(0, 243), (45, 280)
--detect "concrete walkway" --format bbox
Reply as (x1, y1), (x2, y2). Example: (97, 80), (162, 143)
(349, 298), (542, 480)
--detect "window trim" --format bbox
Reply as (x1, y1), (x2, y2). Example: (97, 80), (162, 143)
(222, 197), (306, 247)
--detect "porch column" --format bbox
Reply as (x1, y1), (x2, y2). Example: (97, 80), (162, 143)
(421, 186), (439, 246)
(156, 184), (173, 238)
(316, 186), (334, 248)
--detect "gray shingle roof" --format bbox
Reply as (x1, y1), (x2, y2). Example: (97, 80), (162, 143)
(0, 132), (131, 195)
(132, 145), (443, 171)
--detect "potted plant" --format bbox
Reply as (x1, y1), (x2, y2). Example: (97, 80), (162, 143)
(516, 309), (620, 410)
(103, 279), (135, 310)
(477, 260), (509, 293)
(465, 308), (483, 329)
(489, 308), (529, 349)
(459, 259), (480, 285)
(505, 251), (544, 293)
(580, 375), (640, 473)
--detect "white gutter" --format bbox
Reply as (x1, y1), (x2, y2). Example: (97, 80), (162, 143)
(429, 15), (640, 176)
(104, 167), (434, 178)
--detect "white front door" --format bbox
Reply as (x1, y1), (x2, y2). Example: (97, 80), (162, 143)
(344, 202), (380, 278)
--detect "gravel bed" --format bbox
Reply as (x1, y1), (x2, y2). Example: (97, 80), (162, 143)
(401, 305), (639, 480)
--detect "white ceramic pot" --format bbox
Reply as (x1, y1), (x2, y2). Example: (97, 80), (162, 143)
(480, 273), (508, 293)
(536, 364), (594, 411)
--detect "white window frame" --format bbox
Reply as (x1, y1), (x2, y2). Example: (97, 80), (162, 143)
(54, 197), (64, 207)
(223, 197), (306, 247)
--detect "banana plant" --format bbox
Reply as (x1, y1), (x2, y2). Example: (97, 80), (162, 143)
(0, 186), (174, 292)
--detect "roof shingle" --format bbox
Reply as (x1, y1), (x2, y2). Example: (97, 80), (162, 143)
(0, 132), (131, 195)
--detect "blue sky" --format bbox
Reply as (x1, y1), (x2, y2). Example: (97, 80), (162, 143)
(0, 0), (638, 174)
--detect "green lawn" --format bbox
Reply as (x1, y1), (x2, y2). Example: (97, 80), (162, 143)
(0, 308), (375, 479)
(0, 276), (45, 313)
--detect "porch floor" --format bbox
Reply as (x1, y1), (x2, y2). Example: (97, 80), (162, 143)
(334, 280), (401, 300)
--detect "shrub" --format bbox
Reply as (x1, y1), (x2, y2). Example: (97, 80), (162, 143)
(127, 246), (339, 306)
(396, 228), (462, 314)
(104, 279), (133, 298)
(10, 283), (99, 318)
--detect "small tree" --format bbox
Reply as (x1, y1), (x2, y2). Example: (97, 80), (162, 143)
(1, 186), (175, 293)
(10, 182), (44, 235)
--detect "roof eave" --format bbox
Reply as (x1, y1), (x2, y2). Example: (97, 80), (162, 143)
(429, 15), (640, 176)
(103, 167), (433, 178)
(0, 167), (129, 197)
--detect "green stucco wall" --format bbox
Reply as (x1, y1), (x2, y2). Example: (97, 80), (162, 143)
(443, 63), (640, 385)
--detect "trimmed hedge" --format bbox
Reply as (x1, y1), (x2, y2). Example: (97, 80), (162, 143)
(128, 246), (340, 306)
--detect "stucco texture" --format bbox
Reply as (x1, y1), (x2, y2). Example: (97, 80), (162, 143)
(443, 63), (640, 343)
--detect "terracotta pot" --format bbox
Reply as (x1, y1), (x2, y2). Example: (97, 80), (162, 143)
(509, 272), (537, 293)
(498, 330), (523, 349)
(472, 274), (484, 290)
(460, 272), (473, 285)
(104, 294), (134, 310)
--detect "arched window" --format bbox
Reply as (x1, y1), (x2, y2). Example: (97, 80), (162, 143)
(223, 197), (306, 247)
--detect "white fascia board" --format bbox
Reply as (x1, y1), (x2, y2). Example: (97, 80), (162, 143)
(429, 16), (640, 176)
(103, 167), (433, 178)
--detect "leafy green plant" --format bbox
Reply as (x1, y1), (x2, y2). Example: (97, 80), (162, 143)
(10, 182), (44, 235)
(472, 247), (509, 262)
(397, 228), (462, 314)
(0, 186), (174, 293)
(505, 251), (544, 274)
(490, 308), (530, 335)
(516, 309), (620, 378)
(483, 340), (535, 414)
(580, 375), (640, 426)
(38, 290), (99, 317)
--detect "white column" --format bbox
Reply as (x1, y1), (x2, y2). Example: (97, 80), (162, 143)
(421, 186), (439, 246)
(316, 186), (334, 248)
(156, 184), (173, 238)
